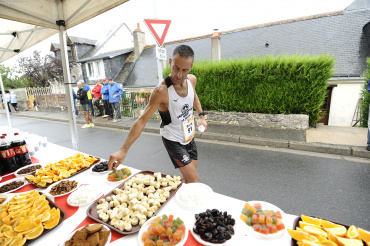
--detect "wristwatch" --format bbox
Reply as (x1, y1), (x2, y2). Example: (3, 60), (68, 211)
(198, 112), (205, 117)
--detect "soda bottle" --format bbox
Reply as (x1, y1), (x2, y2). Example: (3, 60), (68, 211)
(12, 132), (32, 167)
(0, 135), (18, 172)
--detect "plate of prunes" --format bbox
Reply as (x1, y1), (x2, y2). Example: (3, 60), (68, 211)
(191, 209), (236, 245)
(91, 160), (109, 174)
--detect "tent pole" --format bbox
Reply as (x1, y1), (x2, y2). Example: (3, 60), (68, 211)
(0, 73), (12, 128)
(57, 0), (79, 150)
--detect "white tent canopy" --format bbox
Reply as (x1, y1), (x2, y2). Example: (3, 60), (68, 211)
(0, 0), (130, 149)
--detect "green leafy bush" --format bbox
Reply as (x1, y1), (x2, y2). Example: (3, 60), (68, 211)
(164, 54), (334, 125)
(360, 58), (370, 127)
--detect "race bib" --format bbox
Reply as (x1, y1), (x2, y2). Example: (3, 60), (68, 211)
(182, 116), (195, 142)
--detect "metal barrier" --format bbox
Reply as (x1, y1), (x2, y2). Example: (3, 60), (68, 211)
(121, 92), (151, 117)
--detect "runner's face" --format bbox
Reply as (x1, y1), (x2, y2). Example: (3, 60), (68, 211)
(169, 55), (193, 84)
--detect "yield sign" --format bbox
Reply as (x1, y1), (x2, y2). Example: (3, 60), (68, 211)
(144, 19), (171, 47)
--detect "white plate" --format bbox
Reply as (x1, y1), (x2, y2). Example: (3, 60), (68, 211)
(67, 184), (103, 207)
(241, 201), (286, 239)
(60, 224), (111, 246)
(0, 178), (27, 194)
(90, 161), (110, 175)
(45, 179), (79, 198)
(14, 163), (42, 178)
(138, 215), (189, 246)
(0, 194), (8, 205)
(175, 183), (213, 210)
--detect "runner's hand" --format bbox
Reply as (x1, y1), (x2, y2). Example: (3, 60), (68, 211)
(197, 117), (207, 131)
(108, 149), (126, 170)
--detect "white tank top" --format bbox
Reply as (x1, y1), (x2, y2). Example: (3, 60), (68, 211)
(160, 76), (195, 145)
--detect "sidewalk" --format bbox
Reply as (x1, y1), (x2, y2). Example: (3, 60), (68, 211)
(1, 109), (369, 159)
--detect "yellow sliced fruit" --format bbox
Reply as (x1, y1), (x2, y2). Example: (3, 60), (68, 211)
(322, 220), (342, 229)
(321, 241), (338, 246)
(302, 215), (322, 226)
(19, 227), (34, 236)
(300, 221), (322, 229)
(13, 217), (32, 232)
(43, 208), (60, 229)
(25, 223), (43, 240)
(304, 226), (328, 238)
(0, 237), (13, 246)
(337, 237), (363, 246)
(288, 229), (319, 242)
(2, 215), (11, 225)
(4, 229), (19, 238)
(346, 225), (360, 240)
(358, 228), (370, 243)
(328, 231), (341, 245)
(10, 217), (25, 228)
(8, 234), (26, 246)
(39, 212), (50, 222)
(0, 211), (8, 221)
(0, 225), (13, 232)
(301, 239), (324, 246)
(317, 235), (328, 242)
(325, 226), (347, 237)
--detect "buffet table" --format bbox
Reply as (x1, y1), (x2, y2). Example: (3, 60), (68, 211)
(1, 142), (298, 246)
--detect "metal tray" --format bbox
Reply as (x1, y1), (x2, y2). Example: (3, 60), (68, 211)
(12, 191), (67, 245)
(25, 156), (100, 188)
(291, 215), (350, 246)
(86, 170), (183, 235)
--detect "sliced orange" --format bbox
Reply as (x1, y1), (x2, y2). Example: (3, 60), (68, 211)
(0, 237), (12, 246)
(304, 226), (328, 238)
(322, 220), (342, 229)
(0, 211), (8, 220)
(43, 208), (60, 229)
(4, 229), (20, 238)
(299, 221), (322, 229)
(325, 226), (347, 237)
(358, 228), (370, 243)
(320, 241), (338, 246)
(337, 237), (363, 246)
(302, 215), (322, 226)
(301, 239), (323, 246)
(328, 231), (340, 245)
(288, 229), (319, 242)
(346, 225), (360, 240)
(25, 223), (43, 240)
(14, 217), (32, 232)
(8, 234), (26, 246)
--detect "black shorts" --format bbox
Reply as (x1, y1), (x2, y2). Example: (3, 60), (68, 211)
(162, 137), (198, 169)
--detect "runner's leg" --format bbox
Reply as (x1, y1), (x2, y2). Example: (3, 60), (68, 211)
(178, 160), (199, 183)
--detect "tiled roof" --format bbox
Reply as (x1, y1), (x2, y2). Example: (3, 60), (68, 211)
(68, 36), (96, 46)
(77, 48), (133, 63)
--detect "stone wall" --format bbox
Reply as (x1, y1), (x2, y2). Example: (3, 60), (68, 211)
(203, 111), (309, 130)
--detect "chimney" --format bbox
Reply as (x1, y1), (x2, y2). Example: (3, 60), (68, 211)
(133, 23), (146, 60)
(211, 29), (221, 61)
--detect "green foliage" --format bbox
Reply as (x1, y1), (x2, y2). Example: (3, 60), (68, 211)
(359, 58), (370, 127)
(0, 65), (32, 89)
(164, 54), (334, 125)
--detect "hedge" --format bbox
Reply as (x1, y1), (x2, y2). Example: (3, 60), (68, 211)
(164, 54), (334, 126)
(359, 58), (370, 127)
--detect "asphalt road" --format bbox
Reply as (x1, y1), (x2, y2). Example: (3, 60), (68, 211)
(1, 116), (369, 230)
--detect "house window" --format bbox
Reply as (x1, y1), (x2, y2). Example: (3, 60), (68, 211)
(86, 60), (105, 79)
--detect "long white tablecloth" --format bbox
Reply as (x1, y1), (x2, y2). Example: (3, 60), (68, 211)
(4, 142), (298, 246)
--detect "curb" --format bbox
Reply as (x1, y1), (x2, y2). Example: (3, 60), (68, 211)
(3, 112), (369, 159)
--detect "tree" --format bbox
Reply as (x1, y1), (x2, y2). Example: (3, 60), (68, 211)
(0, 64), (31, 89)
(17, 50), (68, 87)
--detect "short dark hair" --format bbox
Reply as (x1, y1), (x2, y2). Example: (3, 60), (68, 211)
(172, 45), (194, 61)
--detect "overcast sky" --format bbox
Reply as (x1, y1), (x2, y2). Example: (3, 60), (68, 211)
(2, 0), (354, 68)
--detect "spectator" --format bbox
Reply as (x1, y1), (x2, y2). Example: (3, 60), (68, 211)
(101, 78), (113, 120)
(76, 81), (94, 128)
(108, 78), (123, 123)
(9, 91), (18, 112)
(4, 92), (11, 114)
(83, 81), (94, 117)
(92, 80), (104, 116)
(72, 88), (78, 116)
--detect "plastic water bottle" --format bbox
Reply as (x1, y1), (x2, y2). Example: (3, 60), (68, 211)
(198, 124), (205, 132)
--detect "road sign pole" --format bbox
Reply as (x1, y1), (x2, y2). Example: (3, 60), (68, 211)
(157, 44), (163, 83)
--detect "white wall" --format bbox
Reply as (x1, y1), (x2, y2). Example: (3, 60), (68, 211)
(328, 79), (363, 127)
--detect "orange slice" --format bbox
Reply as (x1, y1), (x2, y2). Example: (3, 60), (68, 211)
(321, 241), (339, 246)
(302, 215), (322, 226)
(358, 228), (370, 243)
(14, 217), (32, 232)
(322, 220), (342, 229)
(299, 221), (322, 229)
(43, 208), (60, 229)
(304, 226), (328, 238)
(325, 226), (347, 237)
(8, 234), (26, 246)
(4, 229), (20, 238)
(346, 225), (360, 240)
(337, 237), (363, 246)
(0, 237), (12, 246)
(288, 229), (319, 242)
(301, 239), (323, 246)
(25, 223), (43, 240)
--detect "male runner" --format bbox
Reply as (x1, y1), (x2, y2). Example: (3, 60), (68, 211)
(108, 45), (207, 183)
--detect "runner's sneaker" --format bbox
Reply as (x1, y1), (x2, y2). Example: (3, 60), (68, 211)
(89, 123), (94, 127)
(81, 124), (89, 128)
(102, 115), (109, 118)
(117, 119), (121, 122)
(113, 119), (118, 123)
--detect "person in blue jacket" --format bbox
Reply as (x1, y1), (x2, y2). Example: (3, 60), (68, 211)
(101, 78), (113, 120)
(108, 78), (123, 122)
(72, 88), (78, 116)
